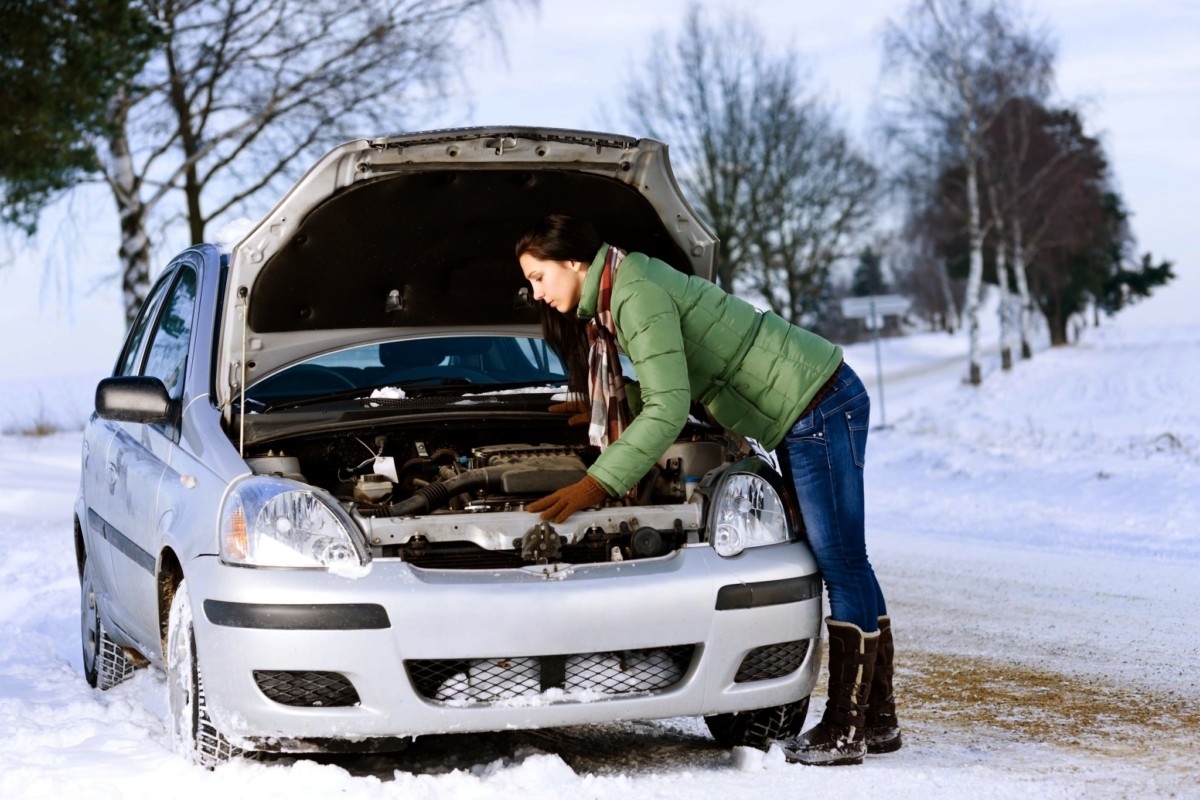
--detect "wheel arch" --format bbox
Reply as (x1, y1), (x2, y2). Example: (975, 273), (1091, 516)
(158, 547), (185, 658)
(74, 515), (86, 581)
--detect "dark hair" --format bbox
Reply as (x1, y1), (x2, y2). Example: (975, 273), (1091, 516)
(516, 214), (600, 393)
(514, 213), (603, 262)
(540, 302), (590, 393)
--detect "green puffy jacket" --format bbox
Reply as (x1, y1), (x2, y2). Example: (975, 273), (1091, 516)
(578, 245), (843, 496)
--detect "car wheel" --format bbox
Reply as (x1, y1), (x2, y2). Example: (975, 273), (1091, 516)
(704, 696), (810, 750)
(167, 579), (242, 767)
(80, 553), (136, 690)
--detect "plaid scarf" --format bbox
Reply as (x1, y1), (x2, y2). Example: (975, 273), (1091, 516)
(586, 245), (632, 450)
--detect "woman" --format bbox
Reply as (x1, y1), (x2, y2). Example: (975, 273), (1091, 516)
(515, 214), (900, 766)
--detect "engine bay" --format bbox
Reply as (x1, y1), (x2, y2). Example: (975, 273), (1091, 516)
(242, 417), (737, 567)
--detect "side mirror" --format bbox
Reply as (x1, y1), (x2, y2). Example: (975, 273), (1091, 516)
(96, 376), (173, 424)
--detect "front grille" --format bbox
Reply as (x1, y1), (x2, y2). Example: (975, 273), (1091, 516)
(253, 670), (361, 707)
(394, 540), (618, 569)
(407, 645), (695, 705)
(397, 542), (526, 569)
(734, 639), (811, 683)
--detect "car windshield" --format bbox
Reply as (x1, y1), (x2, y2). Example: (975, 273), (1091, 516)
(245, 335), (573, 404)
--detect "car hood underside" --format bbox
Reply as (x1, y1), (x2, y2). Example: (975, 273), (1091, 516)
(216, 128), (717, 412)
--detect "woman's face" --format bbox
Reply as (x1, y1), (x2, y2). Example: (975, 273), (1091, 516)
(519, 253), (587, 314)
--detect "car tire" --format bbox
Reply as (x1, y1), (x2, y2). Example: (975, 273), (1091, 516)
(80, 553), (136, 690)
(167, 580), (242, 767)
(704, 696), (810, 750)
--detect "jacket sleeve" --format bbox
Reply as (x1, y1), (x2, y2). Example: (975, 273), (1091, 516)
(585, 265), (691, 496)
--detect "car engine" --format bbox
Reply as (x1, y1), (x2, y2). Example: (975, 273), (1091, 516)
(248, 430), (730, 515)
(243, 425), (737, 567)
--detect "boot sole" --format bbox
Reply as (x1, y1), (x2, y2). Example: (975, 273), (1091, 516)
(784, 752), (864, 767)
(867, 735), (902, 755)
(782, 746), (866, 767)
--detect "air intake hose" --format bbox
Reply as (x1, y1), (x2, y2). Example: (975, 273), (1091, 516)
(385, 458), (586, 516)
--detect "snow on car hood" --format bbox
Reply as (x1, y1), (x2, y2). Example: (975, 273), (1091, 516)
(215, 127), (717, 413)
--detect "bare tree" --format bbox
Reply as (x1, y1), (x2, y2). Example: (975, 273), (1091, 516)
(984, 96), (1091, 360)
(747, 99), (878, 325)
(624, 3), (877, 320)
(93, 0), (524, 323)
(882, 0), (1053, 383)
(624, 4), (768, 292)
(917, 100), (1143, 349)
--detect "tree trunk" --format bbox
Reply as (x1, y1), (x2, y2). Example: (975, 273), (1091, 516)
(165, 44), (206, 244)
(996, 235), (1013, 370)
(185, 164), (205, 244)
(964, 156), (984, 385)
(1045, 298), (1068, 347)
(716, 258), (736, 293)
(988, 183), (1013, 370)
(105, 91), (152, 327)
(1011, 216), (1034, 359)
(938, 259), (958, 334)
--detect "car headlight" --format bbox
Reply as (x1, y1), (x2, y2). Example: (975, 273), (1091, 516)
(220, 477), (367, 569)
(710, 472), (790, 557)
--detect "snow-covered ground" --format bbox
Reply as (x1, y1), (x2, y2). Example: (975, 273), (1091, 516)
(1, 306), (1197, 799)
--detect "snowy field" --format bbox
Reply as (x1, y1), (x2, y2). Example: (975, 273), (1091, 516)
(1, 306), (1197, 799)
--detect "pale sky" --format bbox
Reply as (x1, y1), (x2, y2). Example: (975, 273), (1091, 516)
(2, 0), (1196, 379)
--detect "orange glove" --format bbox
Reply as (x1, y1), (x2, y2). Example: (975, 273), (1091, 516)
(548, 399), (590, 427)
(526, 475), (610, 523)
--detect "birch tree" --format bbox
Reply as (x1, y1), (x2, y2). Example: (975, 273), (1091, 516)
(982, 176), (1013, 366)
(29, 0), (524, 324)
(983, 97), (1088, 361)
(925, 102), (1170, 348)
(882, 0), (1052, 384)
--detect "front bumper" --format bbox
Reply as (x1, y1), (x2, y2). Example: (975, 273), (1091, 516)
(187, 541), (822, 748)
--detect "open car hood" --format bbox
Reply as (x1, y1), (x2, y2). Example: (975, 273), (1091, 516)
(216, 127), (717, 414)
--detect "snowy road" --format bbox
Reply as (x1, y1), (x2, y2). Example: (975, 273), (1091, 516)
(1, 316), (1197, 799)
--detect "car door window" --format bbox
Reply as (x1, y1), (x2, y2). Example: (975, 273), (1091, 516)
(142, 267), (198, 401)
(114, 273), (175, 377)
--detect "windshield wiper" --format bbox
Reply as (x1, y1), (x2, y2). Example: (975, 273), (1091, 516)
(253, 378), (565, 412)
(253, 380), (412, 412)
(461, 379), (568, 394)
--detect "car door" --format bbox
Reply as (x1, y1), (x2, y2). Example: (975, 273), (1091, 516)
(83, 271), (174, 632)
(105, 262), (199, 649)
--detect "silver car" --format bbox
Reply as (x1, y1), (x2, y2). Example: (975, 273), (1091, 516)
(75, 127), (823, 766)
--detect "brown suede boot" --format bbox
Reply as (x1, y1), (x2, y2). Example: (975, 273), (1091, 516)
(865, 615), (902, 754)
(782, 618), (879, 766)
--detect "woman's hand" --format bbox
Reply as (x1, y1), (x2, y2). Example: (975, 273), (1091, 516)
(526, 475), (610, 522)
(548, 399), (590, 426)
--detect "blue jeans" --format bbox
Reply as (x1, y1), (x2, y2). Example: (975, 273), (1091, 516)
(776, 363), (885, 632)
